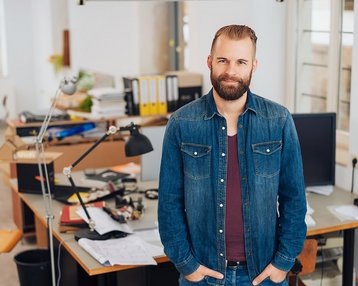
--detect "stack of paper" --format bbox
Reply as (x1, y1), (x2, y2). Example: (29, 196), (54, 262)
(77, 207), (133, 235)
(88, 88), (126, 118)
(78, 235), (163, 266)
(329, 205), (358, 221)
(306, 185), (334, 196)
(305, 200), (316, 226)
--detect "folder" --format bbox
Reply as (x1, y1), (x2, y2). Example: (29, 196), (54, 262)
(122, 77), (140, 115)
(166, 75), (178, 112)
(138, 76), (150, 116)
(157, 76), (167, 115)
(148, 76), (158, 115)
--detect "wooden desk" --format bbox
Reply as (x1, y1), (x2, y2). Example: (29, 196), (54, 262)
(11, 179), (358, 286)
(10, 179), (168, 278)
(306, 187), (358, 286)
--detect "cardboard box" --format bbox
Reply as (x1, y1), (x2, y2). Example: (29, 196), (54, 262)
(13, 151), (62, 194)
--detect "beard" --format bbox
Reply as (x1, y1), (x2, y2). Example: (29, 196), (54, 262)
(210, 68), (252, 101)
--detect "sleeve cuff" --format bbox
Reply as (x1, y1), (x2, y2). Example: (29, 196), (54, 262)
(271, 251), (296, 272)
(175, 254), (201, 276)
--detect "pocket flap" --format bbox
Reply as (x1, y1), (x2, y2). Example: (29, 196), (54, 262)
(181, 143), (211, 158)
(252, 141), (282, 155)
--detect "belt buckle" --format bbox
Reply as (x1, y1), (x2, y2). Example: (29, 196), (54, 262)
(227, 260), (246, 267)
(227, 260), (238, 267)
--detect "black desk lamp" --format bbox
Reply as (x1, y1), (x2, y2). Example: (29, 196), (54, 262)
(62, 122), (153, 241)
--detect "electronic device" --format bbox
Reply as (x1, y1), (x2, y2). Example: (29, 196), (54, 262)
(292, 112), (336, 187)
(140, 126), (166, 181)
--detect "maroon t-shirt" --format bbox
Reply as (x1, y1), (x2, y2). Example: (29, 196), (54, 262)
(225, 134), (246, 261)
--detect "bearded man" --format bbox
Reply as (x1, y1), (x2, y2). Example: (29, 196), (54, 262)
(158, 25), (307, 286)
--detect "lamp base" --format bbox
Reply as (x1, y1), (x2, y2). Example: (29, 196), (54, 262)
(74, 229), (127, 241)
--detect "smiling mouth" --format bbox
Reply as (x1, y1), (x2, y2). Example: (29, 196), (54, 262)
(221, 79), (237, 84)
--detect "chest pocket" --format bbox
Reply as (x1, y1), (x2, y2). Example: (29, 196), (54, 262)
(181, 143), (211, 180)
(252, 141), (282, 178)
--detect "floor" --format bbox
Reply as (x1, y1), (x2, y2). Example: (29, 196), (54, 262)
(0, 122), (357, 286)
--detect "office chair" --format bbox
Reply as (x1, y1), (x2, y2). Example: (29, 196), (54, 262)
(289, 239), (318, 286)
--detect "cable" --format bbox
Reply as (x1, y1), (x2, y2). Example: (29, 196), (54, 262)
(351, 158), (357, 193)
(57, 238), (71, 286)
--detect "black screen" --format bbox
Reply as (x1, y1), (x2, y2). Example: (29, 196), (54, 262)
(292, 113), (336, 186)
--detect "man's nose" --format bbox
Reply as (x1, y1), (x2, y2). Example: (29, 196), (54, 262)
(225, 62), (238, 76)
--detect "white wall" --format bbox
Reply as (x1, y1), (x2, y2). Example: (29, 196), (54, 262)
(187, 0), (287, 104)
(0, 0), (35, 115)
(67, 0), (141, 89)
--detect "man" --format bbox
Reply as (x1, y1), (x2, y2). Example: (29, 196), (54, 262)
(158, 25), (307, 286)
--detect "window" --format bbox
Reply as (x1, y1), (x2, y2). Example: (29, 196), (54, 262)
(295, 0), (354, 132)
(0, 0), (7, 78)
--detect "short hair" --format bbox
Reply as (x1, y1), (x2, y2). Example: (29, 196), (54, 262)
(210, 25), (258, 55)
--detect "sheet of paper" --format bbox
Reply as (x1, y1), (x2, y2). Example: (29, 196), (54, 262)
(306, 201), (314, 215)
(305, 214), (316, 227)
(328, 205), (358, 221)
(306, 185), (334, 196)
(135, 229), (161, 242)
(78, 236), (157, 265)
(77, 207), (133, 235)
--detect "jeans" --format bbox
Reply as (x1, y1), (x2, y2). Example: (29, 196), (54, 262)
(178, 265), (288, 286)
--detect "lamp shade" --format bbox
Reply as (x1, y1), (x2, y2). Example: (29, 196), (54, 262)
(125, 133), (153, 157)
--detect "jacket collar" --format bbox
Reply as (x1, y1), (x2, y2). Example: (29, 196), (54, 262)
(204, 88), (257, 120)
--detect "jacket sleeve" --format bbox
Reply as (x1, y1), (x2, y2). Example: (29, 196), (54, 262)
(272, 112), (307, 272)
(158, 116), (200, 276)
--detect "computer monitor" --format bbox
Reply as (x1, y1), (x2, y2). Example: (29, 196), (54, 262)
(140, 126), (166, 182)
(292, 112), (336, 187)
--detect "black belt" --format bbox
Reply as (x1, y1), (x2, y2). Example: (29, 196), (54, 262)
(227, 260), (247, 266)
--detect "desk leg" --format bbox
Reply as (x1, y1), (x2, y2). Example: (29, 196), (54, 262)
(34, 216), (48, 248)
(343, 229), (355, 286)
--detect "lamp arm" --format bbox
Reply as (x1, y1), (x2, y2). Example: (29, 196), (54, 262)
(62, 125), (119, 227)
(67, 175), (96, 230)
(34, 86), (63, 286)
(37, 88), (62, 143)
(68, 125), (118, 169)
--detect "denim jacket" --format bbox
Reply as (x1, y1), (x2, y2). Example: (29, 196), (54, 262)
(158, 89), (307, 285)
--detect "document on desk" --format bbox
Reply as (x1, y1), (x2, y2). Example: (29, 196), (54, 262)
(78, 235), (160, 266)
(306, 185), (334, 196)
(77, 207), (133, 235)
(328, 205), (358, 221)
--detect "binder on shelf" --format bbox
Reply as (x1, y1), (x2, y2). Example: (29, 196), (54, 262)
(138, 76), (150, 116)
(148, 76), (158, 115)
(165, 71), (202, 110)
(123, 77), (140, 115)
(166, 75), (178, 112)
(157, 76), (167, 115)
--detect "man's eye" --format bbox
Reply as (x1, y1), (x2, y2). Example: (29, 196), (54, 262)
(238, 61), (247, 65)
(218, 59), (226, 63)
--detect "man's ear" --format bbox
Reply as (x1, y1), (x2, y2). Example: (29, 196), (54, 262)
(207, 55), (212, 69)
(252, 58), (258, 73)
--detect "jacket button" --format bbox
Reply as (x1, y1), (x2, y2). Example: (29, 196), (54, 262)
(220, 179), (224, 183)
(219, 229), (223, 233)
(219, 203), (223, 207)
(221, 153), (225, 157)
(194, 151), (198, 156)
(220, 253), (224, 257)
(222, 126), (226, 130)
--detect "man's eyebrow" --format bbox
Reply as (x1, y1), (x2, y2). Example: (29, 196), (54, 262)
(216, 57), (249, 62)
